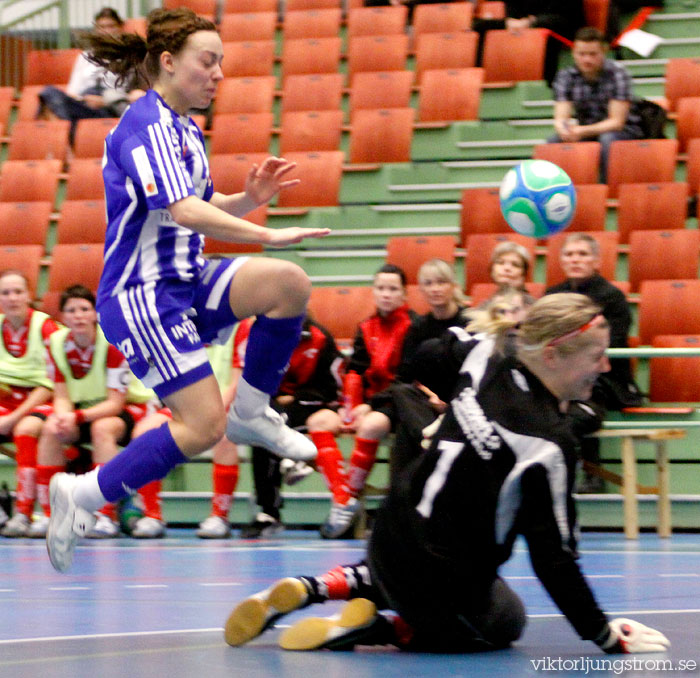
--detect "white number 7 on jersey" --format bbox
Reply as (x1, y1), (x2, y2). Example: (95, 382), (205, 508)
(415, 440), (464, 519)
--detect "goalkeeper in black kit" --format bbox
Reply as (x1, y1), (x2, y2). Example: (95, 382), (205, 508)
(223, 293), (670, 656)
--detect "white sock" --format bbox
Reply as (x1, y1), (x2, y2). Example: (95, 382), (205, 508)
(233, 378), (270, 419)
(73, 468), (108, 513)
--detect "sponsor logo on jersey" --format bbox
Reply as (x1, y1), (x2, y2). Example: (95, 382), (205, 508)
(452, 386), (501, 460)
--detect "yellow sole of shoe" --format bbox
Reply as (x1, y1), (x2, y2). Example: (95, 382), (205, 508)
(279, 598), (377, 651)
(224, 578), (307, 647)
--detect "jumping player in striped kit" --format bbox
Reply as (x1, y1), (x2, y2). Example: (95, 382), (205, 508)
(46, 7), (330, 572)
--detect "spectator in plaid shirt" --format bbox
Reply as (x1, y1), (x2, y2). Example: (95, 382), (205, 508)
(550, 27), (643, 180)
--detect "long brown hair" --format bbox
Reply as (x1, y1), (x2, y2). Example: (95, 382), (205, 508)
(81, 8), (216, 88)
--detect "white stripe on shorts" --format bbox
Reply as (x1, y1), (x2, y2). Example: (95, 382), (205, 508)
(206, 257), (250, 311)
(125, 286), (178, 379)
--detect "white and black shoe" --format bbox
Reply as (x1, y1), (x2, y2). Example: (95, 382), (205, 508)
(240, 512), (283, 539)
(226, 406), (316, 462)
(46, 473), (96, 573)
(319, 498), (361, 539)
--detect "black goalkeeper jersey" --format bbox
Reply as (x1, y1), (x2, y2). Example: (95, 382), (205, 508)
(369, 333), (610, 644)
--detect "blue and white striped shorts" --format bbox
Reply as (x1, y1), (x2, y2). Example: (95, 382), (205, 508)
(97, 257), (249, 399)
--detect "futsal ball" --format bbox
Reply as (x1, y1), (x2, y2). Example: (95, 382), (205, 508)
(499, 159), (577, 238)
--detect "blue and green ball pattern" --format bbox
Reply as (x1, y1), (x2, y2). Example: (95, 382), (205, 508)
(499, 159), (577, 238)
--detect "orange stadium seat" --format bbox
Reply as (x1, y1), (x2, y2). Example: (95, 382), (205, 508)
(122, 17), (147, 36)
(638, 279), (700, 344)
(545, 230), (618, 287)
(65, 158), (105, 200)
(460, 187), (508, 242)
(583, 0), (610, 32)
(674, 96), (700, 153)
(349, 108), (414, 163)
(56, 200), (107, 244)
(418, 67), (483, 122)
(7, 120), (70, 162)
(307, 286), (375, 343)
(482, 28), (547, 83)
(210, 112), (273, 153)
(533, 142), (601, 185)
(405, 284), (431, 314)
(349, 70), (413, 120)
(616, 182), (688, 243)
(346, 34), (409, 83)
(208, 152), (269, 227)
(25, 49), (81, 86)
(281, 73), (344, 113)
(275, 150), (345, 207)
(686, 138), (700, 195)
(221, 41), (275, 77)
(566, 183), (609, 231)
(218, 12), (277, 41)
(279, 109), (344, 153)
(414, 32), (478, 84)
(628, 230), (700, 293)
(413, 2), (473, 37)
(0, 202), (52, 247)
(221, 0), (278, 12)
(46, 244), (104, 292)
(282, 8), (342, 39)
(649, 335), (700, 402)
(285, 0), (341, 10)
(214, 76), (276, 114)
(606, 138), (678, 198)
(346, 5), (408, 38)
(162, 0), (217, 13)
(0, 159), (61, 203)
(385, 235), (457, 284)
(281, 37), (342, 82)
(0, 87), (13, 133)
(664, 58), (700, 112)
(72, 118), (119, 158)
(16, 85), (59, 121)
(0, 245), (43, 294)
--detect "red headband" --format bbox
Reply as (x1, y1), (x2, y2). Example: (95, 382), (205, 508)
(546, 314), (604, 347)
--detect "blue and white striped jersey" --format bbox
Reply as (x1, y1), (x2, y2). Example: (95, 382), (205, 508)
(97, 90), (214, 306)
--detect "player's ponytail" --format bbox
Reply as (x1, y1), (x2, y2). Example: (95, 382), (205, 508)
(81, 31), (148, 88)
(82, 7), (216, 89)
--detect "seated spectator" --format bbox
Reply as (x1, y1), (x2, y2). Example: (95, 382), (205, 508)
(489, 241), (532, 293)
(31, 286), (145, 538)
(314, 264), (417, 539)
(0, 271), (59, 536)
(38, 7), (145, 142)
(545, 233), (643, 492)
(550, 27), (644, 181)
(203, 314), (344, 539)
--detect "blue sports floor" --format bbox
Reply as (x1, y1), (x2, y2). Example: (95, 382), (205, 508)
(1, 531), (699, 678)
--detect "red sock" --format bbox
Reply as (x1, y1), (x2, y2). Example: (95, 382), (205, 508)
(311, 431), (348, 503)
(138, 480), (162, 520)
(319, 565), (351, 600)
(13, 435), (38, 517)
(212, 463), (239, 518)
(344, 438), (379, 499)
(36, 465), (65, 517)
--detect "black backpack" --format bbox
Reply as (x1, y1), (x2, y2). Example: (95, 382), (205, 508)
(632, 98), (667, 139)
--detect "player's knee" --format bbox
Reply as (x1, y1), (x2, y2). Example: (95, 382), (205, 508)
(276, 262), (311, 309)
